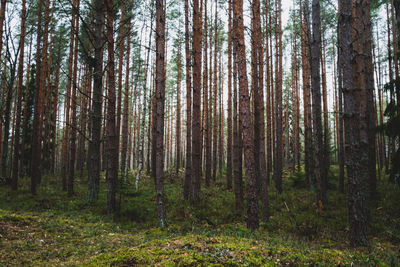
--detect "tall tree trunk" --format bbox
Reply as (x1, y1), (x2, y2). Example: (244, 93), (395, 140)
(31, 0), (48, 193)
(121, 13), (131, 175)
(176, 37), (182, 173)
(52, 36), (62, 174)
(116, 0), (126, 152)
(203, 0), (211, 188)
(226, 0), (233, 190)
(273, 0), (283, 194)
(321, 36), (330, 185)
(233, 0), (259, 230)
(265, 0), (272, 186)
(337, 35), (345, 193)
(191, 0), (202, 203)
(183, 0), (192, 200)
(87, 0), (104, 203)
(68, 0), (80, 197)
(339, 0), (370, 247)
(105, 0), (118, 214)
(11, 0), (27, 190)
(1, 66), (13, 184)
(232, 24), (243, 214)
(136, 4), (154, 190)
(61, 0), (76, 191)
(153, 0), (167, 227)
(251, 0), (268, 222)
(212, 0), (218, 182)
(311, 0), (326, 208)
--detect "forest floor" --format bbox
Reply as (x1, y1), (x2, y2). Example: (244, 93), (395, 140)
(0, 166), (399, 266)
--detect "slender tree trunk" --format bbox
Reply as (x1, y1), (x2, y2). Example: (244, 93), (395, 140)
(116, 0), (126, 152)
(52, 36), (62, 174)
(1, 66), (13, 184)
(233, 0), (259, 230)
(321, 36), (330, 185)
(121, 14), (131, 175)
(212, 0), (218, 182)
(153, 0), (167, 227)
(20, 35), (33, 178)
(191, 0), (202, 203)
(183, 0), (192, 200)
(31, 0), (48, 193)
(273, 0), (283, 194)
(61, 0), (76, 191)
(311, 0), (326, 208)
(232, 25), (243, 214)
(136, 4), (154, 190)
(105, 0), (118, 214)
(265, 0), (272, 185)
(226, 0), (233, 190)
(176, 37), (182, 173)
(337, 36), (345, 193)
(251, 0), (268, 221)
(203, 0), (211, 188)
(68, 0), (80, 197)
(11, 0), (27, 190)
(87, 0), (104, 203)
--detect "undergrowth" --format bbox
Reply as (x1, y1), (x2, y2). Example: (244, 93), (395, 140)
(0, 167), (399, 266)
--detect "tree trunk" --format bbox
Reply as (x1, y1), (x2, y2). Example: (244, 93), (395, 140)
(176, 37), (182, 173)
(226, 0), (233, 190)
(68, 0), (80, 197)
(121, 15), (131, 175)
(105, 0), (118, 214)
(311, 0), (326, 208)
(251, 0), (268, 222)
(87, 0), (104, 203)
(191, 0), (202, 203)
(212, 0), (218, 182)
(31, 0), (48, 193)
(233, 0), (259, 230)
(183, 0), (192, 200)
(339, 0), (369, 247)
(11, 0), (27, 190)
(153, 0), (167, 227)
(273, 0), (283, 194)
(116, 0), (126, 153)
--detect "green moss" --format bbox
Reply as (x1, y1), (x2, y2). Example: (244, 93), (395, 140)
(0, 168), (399, 266)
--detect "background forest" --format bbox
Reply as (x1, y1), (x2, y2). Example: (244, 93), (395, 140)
(0, 0), (400, 265)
